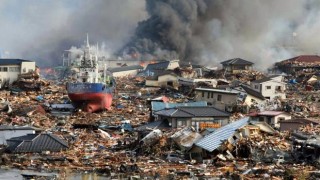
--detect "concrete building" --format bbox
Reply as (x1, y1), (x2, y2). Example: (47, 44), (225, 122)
(0, 59), (36, 85)
(194, 88), (238, 111)
(250, 75), (286, 100)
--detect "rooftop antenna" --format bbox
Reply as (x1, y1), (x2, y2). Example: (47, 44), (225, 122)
(86, 33), (90, 48)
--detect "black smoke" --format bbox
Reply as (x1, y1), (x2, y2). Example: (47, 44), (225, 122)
(121, 0), (320, 68)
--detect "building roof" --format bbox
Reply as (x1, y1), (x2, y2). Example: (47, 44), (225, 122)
(145, 61), (171, 71)
(195, 117), (250, 152)
(251, 77), (272, 83)
(155, 106), (230, 118)
(282, 55), (320, 63)
(151, 101), (207, 112)
(195, 88), (239, 95)
(240, 85), (265, 100)
(6, 133), (68, 153)
(221, 58), (254, 66)
(108, 65), (143, 73)
(146, 70), (178, 80)
(134, 119), (171, 131)
(0, 59), (33, 65)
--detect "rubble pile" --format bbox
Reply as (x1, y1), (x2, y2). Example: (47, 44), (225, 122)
(11, 71), (50, 92)
(226, 70), (265, 83)
(2, 63), (320, 179)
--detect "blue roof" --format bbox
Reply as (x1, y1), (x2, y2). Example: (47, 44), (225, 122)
(0, 59), (33, 65)
(151, 101), (207, 112)
(195, 117), (249, 152)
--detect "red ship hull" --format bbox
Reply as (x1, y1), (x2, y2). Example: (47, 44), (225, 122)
(68, 93), (113, 113)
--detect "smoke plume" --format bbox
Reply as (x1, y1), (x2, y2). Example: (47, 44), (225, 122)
(1, 0), (320, 69)
(122, 0), (320, 69)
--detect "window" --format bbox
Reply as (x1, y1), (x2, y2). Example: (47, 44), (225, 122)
(0, 67), (8, 72)
(217, 94), (222, 101)
(177, 120), (186, 127)
(211, 92), (213, 98)
(266, 86), (271, 90)
(254, 85), (259, 89)
(202, 91), (204, 97)
(207, 92), (210, 98)
(9, 67), (20, 72)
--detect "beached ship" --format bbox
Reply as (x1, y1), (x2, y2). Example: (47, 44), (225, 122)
(66, 36), (115, 112)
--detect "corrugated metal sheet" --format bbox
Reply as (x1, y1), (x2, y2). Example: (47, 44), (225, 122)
(151, 101), (207, 112)
(195, 117), (249, 152)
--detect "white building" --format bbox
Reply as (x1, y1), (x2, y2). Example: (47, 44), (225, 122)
(250, 111), (291, 128)
(250, 75), (286, 100)
(108, 65), (144, 77)
(0, 59), (36, 85)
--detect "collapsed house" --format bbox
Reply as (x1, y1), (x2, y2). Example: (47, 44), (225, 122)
(275, 55), (320, 75)
(193, 117), (285, 163)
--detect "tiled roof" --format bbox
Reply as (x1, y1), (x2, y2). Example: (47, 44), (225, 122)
(151, 101), (207, 112)
(240, 85), (265, 100)
(6, 133), (68, 153)
(108, 65), (143, 73)
(145, 61), (170, 71)
(155, 106), (230, 118)
(221, 58), (254, 65)
(134, 119), (170, 131)
(195, 117), (249, 152)
(195, 88), (239, 95)
(0, 59), (33, 65)
(282, 55), (320, 63)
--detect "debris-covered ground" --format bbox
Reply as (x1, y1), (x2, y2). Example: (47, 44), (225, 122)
(1, 73), (320, 179)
